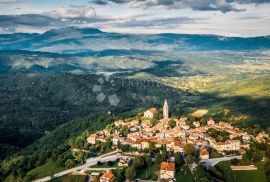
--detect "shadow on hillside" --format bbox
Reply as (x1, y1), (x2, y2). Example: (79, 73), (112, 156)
(0, 73), (269, 150)
(115, 60), (206, 77)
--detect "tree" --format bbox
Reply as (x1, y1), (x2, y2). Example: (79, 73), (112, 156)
(75, 151), (87, 164)
(208, 128), (229, 142)
(168, 119), (176, 128)
(184, 144), (196, 156)
(65, 159), (75, 168)
(97, 161), (103, 165)
(174, 152), (184, 167)
(187, 115), (196, 122)
(230, 158), (240, 165)
(148, 141), (156, 153)
(155, 152), (167, 166)
(252, 151), (263, 162)
(193, 165), (211, 182)
(117, 140), (121, 149)
(143, 155), (152, 167)
(150, 118), (159, 126)
(133, 156), (145, 168)
(120, 125), (129, 136)
(265, 161), (270, 182)
(242, 153), (249, 161)
(100, 138), (112, 153)
(209, 166), (223, 179)
(125, 167), (136, 180)
(209, 149), (223, 158)
(200, 118), (207, 126)
(115, 168), (125, 182)
(253, 124), (262, 135)
(56, 155), (66, 167)
(107, 161), (114, 166)
(121, 144), (136, 152)
(186, 155), (194, 165)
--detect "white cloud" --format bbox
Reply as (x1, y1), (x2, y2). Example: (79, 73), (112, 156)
(51, 5), (96, 19)
(0, 0), (27, 4)
(0, 1), (269, 36)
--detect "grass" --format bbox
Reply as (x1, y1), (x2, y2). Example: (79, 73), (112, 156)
(51, 175), (88, 182)
(175, 166), (195, 182)
(216, 161), (267, 182)
(137, 164), (159, 180)
(206, 75), (270, 99)
(22, 161), (66, 181)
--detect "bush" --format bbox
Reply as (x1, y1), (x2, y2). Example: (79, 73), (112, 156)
(107, 161), (114, 166)
(230, 158), (240, 165)
(97, 161), (103, 165)
(209, 166), (223, 179)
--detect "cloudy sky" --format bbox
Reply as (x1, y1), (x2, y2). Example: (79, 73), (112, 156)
(0, 0), (269, 36)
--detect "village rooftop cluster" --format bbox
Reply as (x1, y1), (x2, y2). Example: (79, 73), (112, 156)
(86, 100), (269, 181)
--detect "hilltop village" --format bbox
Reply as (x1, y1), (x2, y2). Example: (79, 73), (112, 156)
(85, 100), (270, 182)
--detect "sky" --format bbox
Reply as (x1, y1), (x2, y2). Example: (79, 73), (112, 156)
(0, 0), (269, 37)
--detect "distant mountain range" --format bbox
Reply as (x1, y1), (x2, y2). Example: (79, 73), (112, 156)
(0, 27), (270, 75)
(0, 27), (270, 54)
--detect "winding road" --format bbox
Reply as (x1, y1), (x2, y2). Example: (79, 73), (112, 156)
(33, 151), (122, 182)
(201, 155), (242, 169)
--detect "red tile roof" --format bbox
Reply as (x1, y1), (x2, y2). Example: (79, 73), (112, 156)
(160, 162), (175, 171)
(101, 171), (115, 181)
(149, 107), (158, 113)
(199, 149), (209, 156)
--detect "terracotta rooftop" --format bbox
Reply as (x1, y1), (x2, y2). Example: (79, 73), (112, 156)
(160, 162), (175, 171)
(199, 149), (209, 156)
(148, 107), (158, 113)
(101, 171), (115, 180)
(89, 134), (96, 138)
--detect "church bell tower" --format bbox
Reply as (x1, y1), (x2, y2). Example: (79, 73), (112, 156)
(163, 99), (169, 119)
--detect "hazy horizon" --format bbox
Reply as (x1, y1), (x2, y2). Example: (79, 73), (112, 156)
(0, 0), (270, 37)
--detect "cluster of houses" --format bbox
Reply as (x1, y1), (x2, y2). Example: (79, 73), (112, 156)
(86, 100), (269, 181)
(88, 162), (177, 182)
(89, 171), (115, 182)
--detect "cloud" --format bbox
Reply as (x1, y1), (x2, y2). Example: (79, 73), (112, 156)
(0, 0), (27, 4)
(0, 14), (62, 33)
(228, 0), (270, 3)
(90, 0), (255, 12)
(116, 17), (202, 28)
(239, 15), (264, 19)
(91, 0), (108, 5)
(0, 14), (60, 27)
(50, 5), (96, 19)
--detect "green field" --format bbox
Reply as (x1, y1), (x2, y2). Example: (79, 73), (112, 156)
(22, 162), (66, 181)
(51, 175), (88, 182)
(175, 166), (195, 182)
(137, 164), (159, 180)
(216, 161), (267, 182)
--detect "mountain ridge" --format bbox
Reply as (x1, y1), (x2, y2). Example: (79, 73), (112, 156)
(1, 27), (270, 38)
(1, 27), (270, 53)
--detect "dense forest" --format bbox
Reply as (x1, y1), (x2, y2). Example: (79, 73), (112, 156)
(0, 72), (270, 181)
(1, 73), (270, 152)
(0, 73), (191, 154)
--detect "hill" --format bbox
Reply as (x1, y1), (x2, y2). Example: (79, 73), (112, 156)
(0, 27), (270, 53)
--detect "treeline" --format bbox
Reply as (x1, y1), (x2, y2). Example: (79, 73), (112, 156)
(0, 73), (188, 152)
(0, 114), (114, 181)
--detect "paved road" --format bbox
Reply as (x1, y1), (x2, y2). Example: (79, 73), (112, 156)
(201, 156), (242, 169)
(33, 151), (121, 182)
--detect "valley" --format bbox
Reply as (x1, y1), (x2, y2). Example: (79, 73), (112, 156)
(0, 28), (269, 182)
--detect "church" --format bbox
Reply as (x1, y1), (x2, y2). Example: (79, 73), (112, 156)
(144, 100), (169, 119)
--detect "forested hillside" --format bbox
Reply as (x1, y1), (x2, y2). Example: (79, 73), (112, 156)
(0, 73), (189, 152)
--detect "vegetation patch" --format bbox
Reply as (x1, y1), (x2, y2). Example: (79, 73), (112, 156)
(216, 161), (267, 182)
